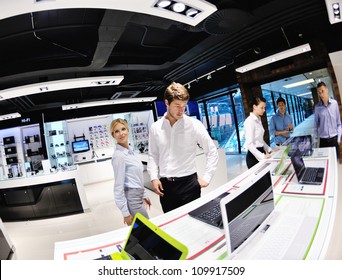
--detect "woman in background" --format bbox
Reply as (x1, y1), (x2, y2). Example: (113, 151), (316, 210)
(110, 118), (151, 226)
(244, 96), (275, 168)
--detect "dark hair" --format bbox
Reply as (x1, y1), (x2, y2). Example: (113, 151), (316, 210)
(276, 97), (286, 105)
(249, 96), (266, 110)
(164, 82), (190, 104)
(317, 81), (326, 88)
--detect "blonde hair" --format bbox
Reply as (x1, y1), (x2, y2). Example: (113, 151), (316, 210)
(110, 118), (129, 138)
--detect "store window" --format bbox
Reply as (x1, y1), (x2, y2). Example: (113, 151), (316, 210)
(206, 95), (235, 150)
(232, 91), (246, 154)
(198, 88), (246, 154)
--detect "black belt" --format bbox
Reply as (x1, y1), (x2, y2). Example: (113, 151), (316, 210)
(162, 173), (196, 182)
(320, 136), (337, 142)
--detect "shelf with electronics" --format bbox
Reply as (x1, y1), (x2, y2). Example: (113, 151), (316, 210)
(22, 125), (44, 176)
(44, 121), (73, 171)
(127, 110), (154, 154)
(1, 136), (24, 179)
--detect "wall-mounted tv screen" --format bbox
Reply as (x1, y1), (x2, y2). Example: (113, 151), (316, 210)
(72, 140), (90, 153)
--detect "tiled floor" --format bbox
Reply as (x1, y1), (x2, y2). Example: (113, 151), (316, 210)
(3, 115), (341, 260)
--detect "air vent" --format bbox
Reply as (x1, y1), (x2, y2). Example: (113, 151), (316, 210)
(204, 9), (252, 35)
(111, 91), (141, 99)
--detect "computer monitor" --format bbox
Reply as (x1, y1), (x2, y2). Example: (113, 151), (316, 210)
(71, 140), (90, 153)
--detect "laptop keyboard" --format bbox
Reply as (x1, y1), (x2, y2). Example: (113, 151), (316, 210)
(197, 204), (221, 224)
(302, 168), (318, 182)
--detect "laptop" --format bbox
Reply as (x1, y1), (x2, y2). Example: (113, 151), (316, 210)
(287, 135), (313, 157)
(188, 191), (230, 228)
(220, 170), (322, 260)
(220, 171), (274, 257)
(290, 148), (324, 185)
(109, 213), (188, 260)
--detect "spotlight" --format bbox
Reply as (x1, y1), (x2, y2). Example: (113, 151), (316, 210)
(187, 83), (191, 89)
(172, 2), (186, 13)
(156, 0), (172, 8)
(207, 74), (212, 80)
(186, 8), (200, 17)
(333, 3), (341, 19)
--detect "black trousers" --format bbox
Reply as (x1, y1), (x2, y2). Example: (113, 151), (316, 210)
(246, 147), (265, 169)
(159, 173), (200, 213)
(320, 136), (340, 160)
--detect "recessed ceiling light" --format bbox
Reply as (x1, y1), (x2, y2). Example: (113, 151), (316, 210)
(186, 8), (200, 17)
(236, 43), (311, 73)
(0, 76), (124, 101)
(297, 92), (312, 97)
(283, 78), (315, 88)
(62, 97), (157, 110)
(0, 112), (21, 121)
(156, 0), (172, 8)
(172, 2), (186, 13)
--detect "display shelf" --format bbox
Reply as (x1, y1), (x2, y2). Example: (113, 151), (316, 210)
(1, 138), (24, 179)
(22, 135), (44, 173)
(131, 124), (149, 153)
(45, 121), (73, 170)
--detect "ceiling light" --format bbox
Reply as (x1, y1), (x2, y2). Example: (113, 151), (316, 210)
(283, 78), (315, 88)
(153, 1), (211, 21)
(325, 0), (342, 24)
(62, 97), (157, 111)
(235, 43), (311, 73)
(186, 8), (200, 17)
(0, 76), (124, 101)
(297, 92), (313, 97)
(2, 1), (217, 27)
(172, 2), (186, 12)
(156, 0), (172, 8)
(0, 112), (21, 121)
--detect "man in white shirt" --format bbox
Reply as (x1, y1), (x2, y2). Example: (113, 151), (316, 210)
(147, 82), (219, 213)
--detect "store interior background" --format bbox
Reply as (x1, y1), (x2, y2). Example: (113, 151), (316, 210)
(1, 0), (342, 259)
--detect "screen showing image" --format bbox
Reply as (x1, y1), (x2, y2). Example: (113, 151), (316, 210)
(72, 140), (90, 153)
(287, 135), (313, 156)
(124, 217), (183, 260)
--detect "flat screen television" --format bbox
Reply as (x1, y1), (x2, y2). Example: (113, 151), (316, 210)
(72, 140), (90, 153)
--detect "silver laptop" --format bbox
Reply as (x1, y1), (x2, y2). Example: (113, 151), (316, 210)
(220, 170), (323, 259)
(290, 148), (324, 185)
(219, 170), (274, 258)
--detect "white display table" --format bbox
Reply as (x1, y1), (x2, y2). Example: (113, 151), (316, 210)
(0, 167), (89, 221)
(54, 147), (338, 260)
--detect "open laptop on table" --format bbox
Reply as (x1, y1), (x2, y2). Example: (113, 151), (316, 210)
(220, 170), (322, 260)
(188, 191), (230, 228)
(290, 148), (324, 185)
(109, 213), (188, 260)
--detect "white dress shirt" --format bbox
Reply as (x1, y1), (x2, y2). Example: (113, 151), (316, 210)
(244, 112), (271, 161)
(112, 144), (147, 217)
(147, 114), (218, 183)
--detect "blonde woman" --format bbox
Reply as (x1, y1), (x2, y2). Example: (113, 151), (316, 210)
(110, 118), (151, 226)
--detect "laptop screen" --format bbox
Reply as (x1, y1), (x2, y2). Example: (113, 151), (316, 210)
(290, 149), (305, 179)
(287, 135), (312, 156)
(220, 171), (274, 256)
(123, 215), (186, 260)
